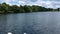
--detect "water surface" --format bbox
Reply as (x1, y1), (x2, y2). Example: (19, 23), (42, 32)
(0, 12), (60, 34)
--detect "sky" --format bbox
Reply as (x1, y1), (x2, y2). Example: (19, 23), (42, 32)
(0, 0), (60, 8)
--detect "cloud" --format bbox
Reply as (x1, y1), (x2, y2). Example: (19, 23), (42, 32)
(0, 0), (60, 8)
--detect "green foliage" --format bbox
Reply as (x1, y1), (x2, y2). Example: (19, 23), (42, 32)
(0, 2), (59, 14)
(19, 5), (25, 13)
(23, 5), (32, 13)
(57, 8), (60, 11)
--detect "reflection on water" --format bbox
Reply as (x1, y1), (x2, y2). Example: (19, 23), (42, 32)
(24, 33), (26, 34)
(8, 32), (12, 34)
(0, 15), (7, 34)
(0, 12), (60, 34)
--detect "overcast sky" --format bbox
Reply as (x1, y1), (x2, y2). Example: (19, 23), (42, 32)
(0, 0), (60, 8)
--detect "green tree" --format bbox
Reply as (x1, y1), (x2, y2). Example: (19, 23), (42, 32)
(23, 5), (32, 13)
(19, 5), (25, 13)
(11, 5), (20, 13)
(1, 2), (10, 13)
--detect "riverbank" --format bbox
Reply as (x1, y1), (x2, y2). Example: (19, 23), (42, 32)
(0, 2), (60, 14)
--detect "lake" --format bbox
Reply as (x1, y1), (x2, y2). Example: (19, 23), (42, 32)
(0, 12), (60, 34)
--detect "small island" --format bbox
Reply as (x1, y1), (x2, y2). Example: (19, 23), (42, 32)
(0, 3), (60, 14)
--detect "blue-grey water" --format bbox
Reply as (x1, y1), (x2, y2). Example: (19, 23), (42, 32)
(0, 12), (60, 34)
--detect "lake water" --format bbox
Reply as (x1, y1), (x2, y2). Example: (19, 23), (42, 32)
(0, 12), (60, 34)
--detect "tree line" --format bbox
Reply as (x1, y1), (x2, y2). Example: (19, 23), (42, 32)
(0, 3), (60, 14)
